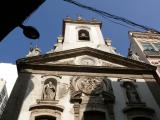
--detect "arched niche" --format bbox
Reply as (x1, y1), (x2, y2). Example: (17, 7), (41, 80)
(44, 78), (57, 87)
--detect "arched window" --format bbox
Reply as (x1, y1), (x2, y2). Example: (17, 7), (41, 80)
(78, 29), (90, 40)
(35, 115), (56, 120)
(84, 111), (106, 120)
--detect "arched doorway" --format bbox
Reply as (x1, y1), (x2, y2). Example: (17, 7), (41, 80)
(132, 117), (151, 120)
(84, 111), (106, 120)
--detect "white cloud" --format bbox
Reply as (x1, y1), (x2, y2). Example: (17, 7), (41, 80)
(0, 63), (18, 96)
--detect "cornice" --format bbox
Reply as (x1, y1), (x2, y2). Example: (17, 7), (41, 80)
(17, 63), (155, 75)
(130, 32), (160, 40)
(16, 47), (156, 70)
(64, 18), (102, 26)
(62, 18), (102, 36)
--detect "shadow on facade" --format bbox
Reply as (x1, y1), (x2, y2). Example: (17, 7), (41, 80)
(1, 75), (160, 120)
(1, 73), (34, 120)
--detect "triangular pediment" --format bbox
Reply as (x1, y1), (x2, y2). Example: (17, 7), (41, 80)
(17, 47), (156, 72)
(44, 55), (125, 68)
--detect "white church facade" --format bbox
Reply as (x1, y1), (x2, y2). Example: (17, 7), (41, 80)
(1, 17), (160, 120)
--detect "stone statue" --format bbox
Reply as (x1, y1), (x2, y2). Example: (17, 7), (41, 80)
(42, 81), (56, 100)
(125, 84), (141, 103)
(26, 46), (41, 57)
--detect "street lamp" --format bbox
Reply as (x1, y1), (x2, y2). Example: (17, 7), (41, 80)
(19, 24), (40, 39)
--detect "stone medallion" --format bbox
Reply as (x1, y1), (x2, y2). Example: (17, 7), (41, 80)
(77, 77), (104, 95)
(80, 57), (96, 65)
(75, 56), (99, 66)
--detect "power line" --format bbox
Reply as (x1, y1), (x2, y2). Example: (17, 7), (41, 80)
(64, 0), (160, 33)
(93, 9), (137, 30)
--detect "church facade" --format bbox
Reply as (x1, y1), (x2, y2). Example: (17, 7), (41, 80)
(2, 17), (160, 120)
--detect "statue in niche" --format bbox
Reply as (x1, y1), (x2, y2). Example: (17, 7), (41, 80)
(42, 81), (56, 100)
(125, 83), (141, 103)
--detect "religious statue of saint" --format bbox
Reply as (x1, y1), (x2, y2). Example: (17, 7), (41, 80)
(42, 81), (56, 100)
(126, 84), (141, 103)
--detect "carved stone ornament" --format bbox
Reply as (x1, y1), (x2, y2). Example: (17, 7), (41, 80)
(80, 57), (95, 65)
(26, 47), (41, 57)
(70, 77), (82, 103)
(75, 56), (98, 66)
(70, 77), (115, 120)
(70, 76), (115, 104)
(77, 77), (104, 95)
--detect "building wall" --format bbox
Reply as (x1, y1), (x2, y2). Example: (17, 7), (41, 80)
(0, 63), (18, 96)
(128, 34), (150, 63)
(11, 71), (160, 120)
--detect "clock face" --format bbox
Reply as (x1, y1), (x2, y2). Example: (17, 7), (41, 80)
(80, 57), (95, 65)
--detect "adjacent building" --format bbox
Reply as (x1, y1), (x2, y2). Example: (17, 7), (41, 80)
(0, 79), (8, 118)
(128, 31), (160, 77)
(2, 17), (160, 120)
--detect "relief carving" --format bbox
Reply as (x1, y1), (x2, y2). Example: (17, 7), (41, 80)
(70, 76), (115, 102)
(70, 76), (115, 120)
(104, 78), (113, 94)
(70, 77), (82, 103)
(77, 77), (104, 95)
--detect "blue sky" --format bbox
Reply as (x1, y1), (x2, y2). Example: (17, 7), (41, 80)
(0, 0), (160, 63)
